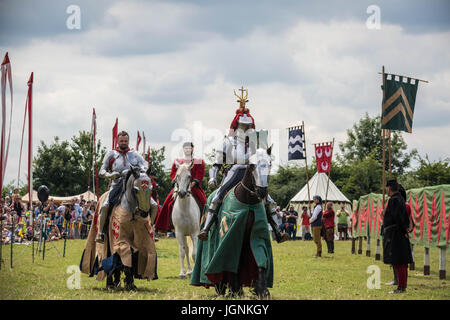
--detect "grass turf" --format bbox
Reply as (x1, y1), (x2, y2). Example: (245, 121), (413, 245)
(0, 237), (448, 300)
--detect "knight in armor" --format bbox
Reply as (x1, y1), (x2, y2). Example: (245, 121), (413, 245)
(198, 88), (285, 242)
(95, 131), (152, 244)
(155, 142), (206, 232)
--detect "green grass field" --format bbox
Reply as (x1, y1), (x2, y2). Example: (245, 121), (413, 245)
(0, 237), (448, 300)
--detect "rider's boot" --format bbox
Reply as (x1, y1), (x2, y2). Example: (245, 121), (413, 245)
(95, 204), (109, 244)
(198, 206), (219, 241)
(124, 266), (137, 292)
(228, 272), (243, 297)
(254, 267), (270, 299)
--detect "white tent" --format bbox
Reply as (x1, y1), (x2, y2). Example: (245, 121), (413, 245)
(21, 190), (97, 204)
(289, 172), (352, 237)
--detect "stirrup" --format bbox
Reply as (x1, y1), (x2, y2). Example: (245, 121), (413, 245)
(95, 232), (105, 244)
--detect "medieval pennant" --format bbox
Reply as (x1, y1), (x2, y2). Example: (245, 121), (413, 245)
(381, 74), (419, 133)
(288, 128), (305, 160)
(315, 143), (333, 173)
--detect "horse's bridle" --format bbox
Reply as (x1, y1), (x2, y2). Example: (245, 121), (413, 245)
(122, 175), (151, 220)
(173, 176), (192, 198)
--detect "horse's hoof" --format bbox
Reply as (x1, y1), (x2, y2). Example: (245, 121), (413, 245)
(198, 231), (208, 241)
(179, 274), (186, 279)
(125, 283), (137, 292)
(258, 289), (270, 300)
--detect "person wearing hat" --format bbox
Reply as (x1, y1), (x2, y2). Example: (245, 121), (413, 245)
(310, 195), (323, 257)
(155, 142), (206, 233)
(382, 179), (413, 294)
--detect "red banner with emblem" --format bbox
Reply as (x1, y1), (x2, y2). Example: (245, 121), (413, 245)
(314, 142), (333, 173)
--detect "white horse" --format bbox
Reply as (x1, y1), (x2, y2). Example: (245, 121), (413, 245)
(171, 161), (201, 278)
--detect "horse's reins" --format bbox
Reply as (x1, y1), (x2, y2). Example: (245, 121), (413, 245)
(238, 180), (262, 201)
(122, 173), (151, 220)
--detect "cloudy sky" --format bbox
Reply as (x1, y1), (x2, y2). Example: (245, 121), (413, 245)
(1, 0), (449, 189)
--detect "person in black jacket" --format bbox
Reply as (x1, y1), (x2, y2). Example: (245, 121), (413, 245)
(382, 179), (413, 294)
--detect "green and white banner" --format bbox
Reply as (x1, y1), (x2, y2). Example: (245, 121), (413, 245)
(381, 74), (419, 133)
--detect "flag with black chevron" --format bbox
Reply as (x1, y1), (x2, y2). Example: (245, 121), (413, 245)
(381, 74), (419, 133)
(288, 128), (305, 160)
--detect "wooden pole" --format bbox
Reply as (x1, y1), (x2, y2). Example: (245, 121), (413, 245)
(358, 237), (363, 255)
(424, 247), (430, 275)
(410, 244), (415, 270)
(302, 121), (311, 212)
(377, 72), (428, 83)
(388, 130), (392, 179)
(375, 239), (381, 260)
(10, 220), (14, 268)
(381, 67), (387, 221)
(324, 138), (335, 204)
(0, 219), (2, 269)
(439, 248), (446, 280)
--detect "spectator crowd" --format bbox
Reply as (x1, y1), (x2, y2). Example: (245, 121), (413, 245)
(1, 192), (96, 244)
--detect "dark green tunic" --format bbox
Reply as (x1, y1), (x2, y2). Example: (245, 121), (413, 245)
(190, 188), (274, 288)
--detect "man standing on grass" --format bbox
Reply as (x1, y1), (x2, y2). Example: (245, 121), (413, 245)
(382, 179), (413, 294)
(286, 206), (298, 240)
(337, 203), (349, 240)
(310, 195), (323, 257)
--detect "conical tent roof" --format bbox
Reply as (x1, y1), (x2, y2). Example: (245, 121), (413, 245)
(290, 172), (351, 204)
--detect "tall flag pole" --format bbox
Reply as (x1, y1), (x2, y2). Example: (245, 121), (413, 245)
(91, 108), (99, 201)
(287, 122), (310, 210)
(302, 121), (311, 211)
(136, 130), (141, 151)
(27, 72), (34, 263)
(17, 85), (29, 189)
(88, 110), (93, 193)
(112, 118), (118, 149)
(324, 138), (335, 203)
(380, 66), (427, 203)
(1, 52), (13, 193)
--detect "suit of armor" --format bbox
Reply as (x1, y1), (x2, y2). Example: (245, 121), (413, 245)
(198, 111), (278, 241)
(95, 148), (149, 243)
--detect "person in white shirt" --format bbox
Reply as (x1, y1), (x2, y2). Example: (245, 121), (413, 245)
(310, 195), (323, 257)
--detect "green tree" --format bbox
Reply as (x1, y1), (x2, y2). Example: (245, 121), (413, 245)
(338, 113), (417, 176)
(268, 164), (314, 209)
(413, 155), (450, 187)
(339, 151), (383, 201)
(145, 146), (171, 202)
(71, 131), (108, 195)
(33, 131), (107, 196)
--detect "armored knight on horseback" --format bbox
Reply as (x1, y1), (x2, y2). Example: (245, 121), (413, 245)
(96, 131), (157, 244)
(198, 88), (288, 243)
